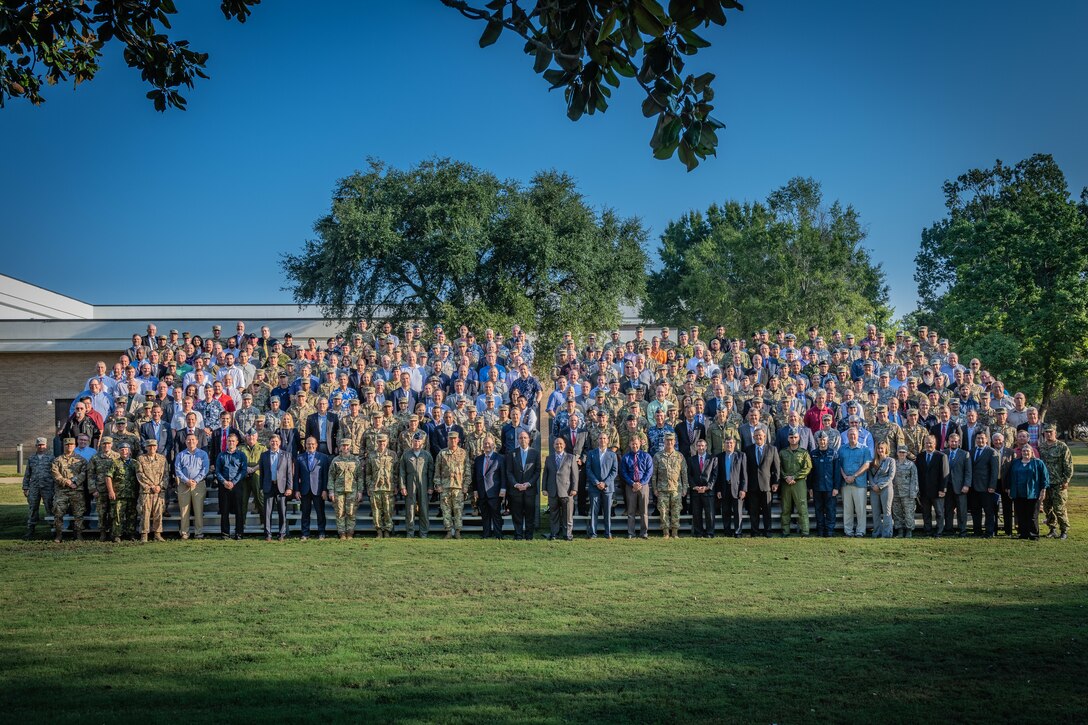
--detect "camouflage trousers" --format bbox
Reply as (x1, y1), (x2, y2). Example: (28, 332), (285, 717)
(111, 497), (138, 539)
(242, 478), (266, 517)
(95, 485), (114, 535)
(440, 489), (465, 532)
(52, 486), (86, 531)
(333, 490), (358, 534)
(892, 495), (917, 532)
(657, 491), (682, 534)
(139, 492), (165, 534)
(25, 483), (54, 527)
(1043, 486), (1069, 533)
(371, 491), (394, 533)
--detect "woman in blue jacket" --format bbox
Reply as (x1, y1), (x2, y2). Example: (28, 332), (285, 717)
(1008, 444), (1049, 540)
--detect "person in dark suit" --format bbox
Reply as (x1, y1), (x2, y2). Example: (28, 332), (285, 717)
(428, 411), (464, 459)
(675, 405), (706, 461)
(504, 430), (541, 540)
(928, 407), (961, 452)
(560, 413), (589, 515)
(967, 431), (999, 537)
(304, 397), (340, 455)
(738, 410), (768, 451)
(472, 437), (506, 539)
(293, 435), (329, 540)
(992, 432), (1017, 536)
(139, 405), (173, 460)
(584, 431), (618, 539)
(744, 428), (780, 537)
(209, 411), (243, 483)
(944, 432), (973, 536)
(259, 434), (293, 540)
(544, 436), (579, 541)
(688, 438), (718, 537)
(717, 437), (747, 537)
(174, 411), (210, 455)
(916, 434), (950, 537)
(389, 373), (418, 412)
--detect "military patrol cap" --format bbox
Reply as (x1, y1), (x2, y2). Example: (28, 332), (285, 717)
(994, 406), (1007, 413)
(822, 413), (834, 420)
(846, 400), (859, 408)
(143, 400), (154, 408)
(182, 331), (191, 338)
(848, 415), (862, 424)
(664, 432), (676, 440)
(349, 398), (360, 406)
(101, 436), (114, 444)
(64, 437), (76, 445)
(837, 365), (849, 374)
(897, 445), (908, 453)
(845, 333), (855, 339)
(283, 332), (293, 338)
(145, 438), (158, 448)
(170, 329), (179, 334)
(413, 431), (427, 441)
(114, 416), (127, 425)
(448, 431), (460, 440)
(242, 392), (253, 400)
(499, 404), (509, 411)
(788, 430), (800, 437)
(409, 414), (420, 422)
(818, 359), (829, 366)
(256, 415), (266, 422)
(876, 405), (888, 413)
(816, 431), (829, 440)
(213, 325), (221, 332)
(595, 390), (606, 398)
(1043, 423), (1057, 432)
(331, 392), (343, 400)
(949, 399), (961, 407)
(474, 418), (485, 426)
(35, 437), (47, 445)
(363, 386), (376, 395)
(376, 433), (392, 443)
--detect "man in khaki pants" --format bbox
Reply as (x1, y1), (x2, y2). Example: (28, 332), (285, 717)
(136, 439), (168, 541)
(174, 432), (210, 539)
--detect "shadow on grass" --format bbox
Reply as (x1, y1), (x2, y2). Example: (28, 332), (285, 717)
(2, 590), (1086, 724)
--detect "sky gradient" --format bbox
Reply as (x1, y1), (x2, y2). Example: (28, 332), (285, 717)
(3, 0), (1086, 319)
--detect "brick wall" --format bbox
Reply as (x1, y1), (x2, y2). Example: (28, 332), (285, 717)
(0, 352), (105, 451)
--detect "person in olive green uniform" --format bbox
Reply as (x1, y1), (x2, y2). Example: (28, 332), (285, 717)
(88, 437), (121, 541)
(106, 441), (140, 542)
(651, 433), (688, 539)
(398, 430), (434, 538)
(240, 430), (267, 526)
(435, 431), (471, 538)
(367, 434), (397, 538)
(135, 439), (168, 541)
(778, 430), (813, 536)
(1038, 423), (1073, 539)
(51, 438), (88, 542)
(329, 439), (364, 539)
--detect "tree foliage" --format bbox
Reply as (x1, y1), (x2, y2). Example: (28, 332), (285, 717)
(0, 0), (260, 110)
(913, 154), (1088, 409)
(642, 177), (891, 335)
(283, 158), (648, 353)
(442, 0), (742, 170)
(1046, 391), (1088, 440)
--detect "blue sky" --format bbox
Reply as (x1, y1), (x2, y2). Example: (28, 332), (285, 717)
(2, 0), (1085, 319)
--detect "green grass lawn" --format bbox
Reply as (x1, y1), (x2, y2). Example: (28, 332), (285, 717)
(1, 476), (1086, 723)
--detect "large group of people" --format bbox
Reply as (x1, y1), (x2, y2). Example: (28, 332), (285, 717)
(21, 320), (1074, 543)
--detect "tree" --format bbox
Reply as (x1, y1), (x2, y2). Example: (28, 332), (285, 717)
(642, 177), (891, 336)
(0, 0), (259, 111)
(913, 154), (1088, 410)
(1045, 392), (1088, 441)
(282, 158), (648, 353)
(443, 0), (742, 170)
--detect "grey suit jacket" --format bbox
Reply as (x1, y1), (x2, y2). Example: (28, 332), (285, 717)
(544, 451), (578, 498)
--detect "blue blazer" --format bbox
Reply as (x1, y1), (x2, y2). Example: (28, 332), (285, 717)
(585, 447), (618, 494)
(293, 451), (330, 495)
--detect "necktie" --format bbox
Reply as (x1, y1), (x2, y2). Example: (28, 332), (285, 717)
(725, 456), (731, 480)
(927, 453), (932, 465)
(633, 455), (640, 483)
(522, 450), (528, 469)
(699, 455), (705, 471)
(975, 448), (980, 462)
(942, 423), (947, 444)
(308, 454), (315, 469)
(221, 430), (227, 449)
(756, 446), (762, 466)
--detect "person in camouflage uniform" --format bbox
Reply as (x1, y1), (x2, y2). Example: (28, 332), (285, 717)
(329, 438), (364, 539)
(21, 436), (55, 540)
(106, 441), (140, 542)
(706, 408), (740, 456)
(1038, 424), (1072, 539)
(363, 412), (390, 459)
(778, 429), (813, 536)
(234, 393), (260, 434)
(339, 399), (368, 459)
(88, 437), (121, 541)
(109, 416), (140, 461)
(901, 408), (928, 462)
(135, 439), (167, 541)
(465, 418), (492, 462)
(891, 445), (920, 538)
(435, 431), (471, 538)
(868, 405), (904, 455)
(651, 433), (688, 539)
(51, 438), (88, 542)
(367, 434), (397, 538)
(618, 415), (649, 454)
(988, 408), (1017, 457)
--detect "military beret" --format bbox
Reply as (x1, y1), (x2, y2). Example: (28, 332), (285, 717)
(626, 414), (637, 422)
(448, 431), (460, 440)
(845, 333), (855, 339)
(278, 371), (288, 378)
(256, 415), (266, 422)
(819, 359), (829, 365)
(788, 430), (800, 437)
(785, 333), (796, 340)
(411, 431), (426, 441)
(64, 437), (76, 445)
(283, 333), (293, 338)
(118, 441), (132, 450)
(35, 437), (47, 445)
(101, 436), (114, 444)
(213, 325), (222, 331)
(1043, 423), (1057, 432)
